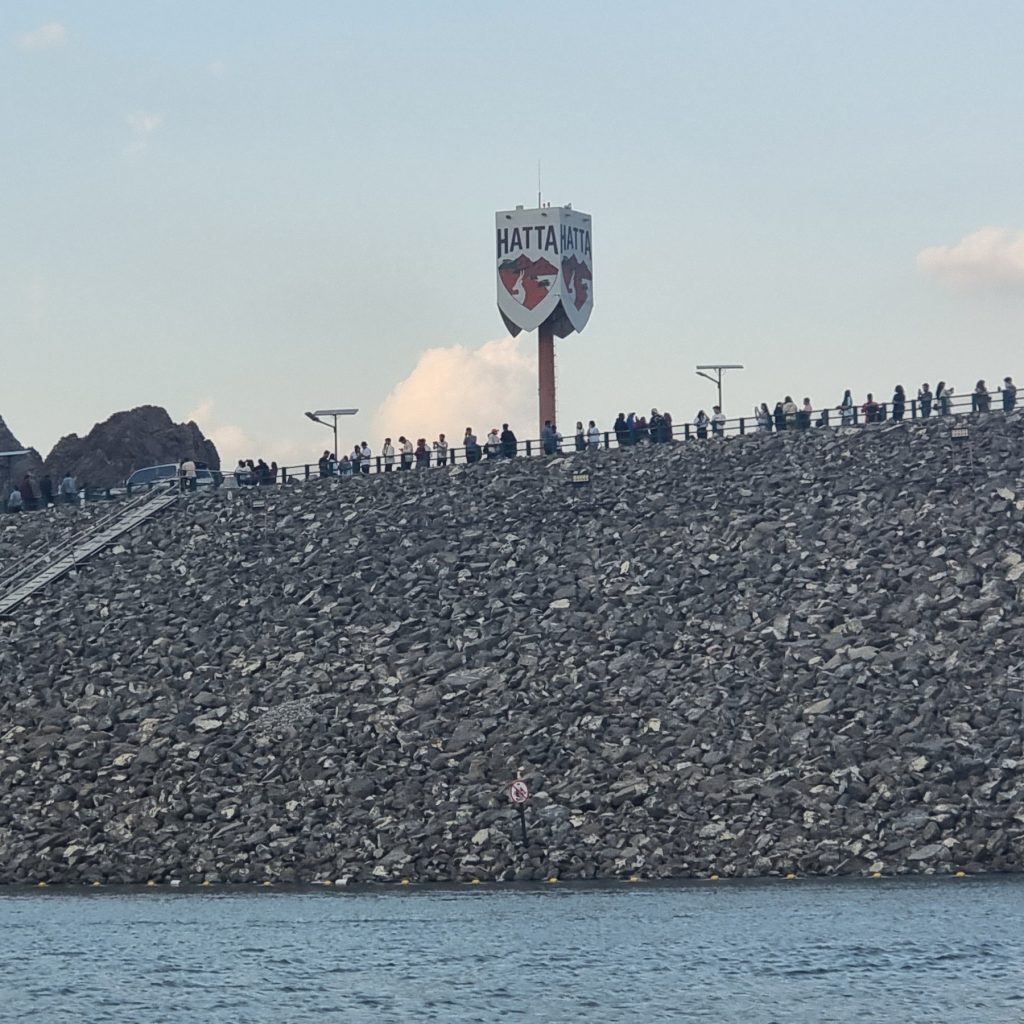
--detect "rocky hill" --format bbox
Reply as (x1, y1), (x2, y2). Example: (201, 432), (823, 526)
(41, 405), (219, 488)
(0, 415), (43, 486)
(1, 413), (1023, 885)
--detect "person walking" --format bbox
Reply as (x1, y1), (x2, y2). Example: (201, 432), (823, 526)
(1003, 377), (1017, 413)
(587, 419), (601, 450)
(694, 410), (710, 440)
(891, 385), (906, 423)
(918, 383), (933, 418)
(382, 438), (395, 472)
(434, 433), (449, 466)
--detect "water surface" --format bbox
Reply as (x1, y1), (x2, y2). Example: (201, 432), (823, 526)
(1, 877), (1021, 1023)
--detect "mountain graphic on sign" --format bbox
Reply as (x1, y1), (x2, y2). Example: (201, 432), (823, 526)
(499, 255), (558, 310)
(562, 255), (592, 310)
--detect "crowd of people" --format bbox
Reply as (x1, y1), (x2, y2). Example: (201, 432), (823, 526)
(3, 471), (79, 513)
(743, 377), (1016, 433)
(4, 375), (1016, 513)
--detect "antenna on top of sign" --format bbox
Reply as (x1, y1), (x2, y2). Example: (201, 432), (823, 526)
(537, 159), (542, 209)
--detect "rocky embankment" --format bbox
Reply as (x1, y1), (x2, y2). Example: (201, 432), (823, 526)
(1, 414), (1024, 884)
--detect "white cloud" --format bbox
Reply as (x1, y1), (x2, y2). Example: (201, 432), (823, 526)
(207, 60), (227, 78)
(918, 227), (1024, 288)
(125, 111), (161, 155)
(372, 335), (536, 446)
(17, 22), (66, 50)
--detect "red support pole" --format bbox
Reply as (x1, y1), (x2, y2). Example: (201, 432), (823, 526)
(538, 323), (555, 435)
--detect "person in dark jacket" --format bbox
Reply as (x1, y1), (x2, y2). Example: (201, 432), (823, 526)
(500, 423), (517, 457)
(40, 474), (54, 507)
(773, 402), (786, 432)
(891, 385), (906, 422)
(613, 413), (628, 447)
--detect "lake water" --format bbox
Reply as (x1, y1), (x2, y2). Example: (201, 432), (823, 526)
(1, 877), (1022, 1023)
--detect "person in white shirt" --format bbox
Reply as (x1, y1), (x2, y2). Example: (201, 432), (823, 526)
(587, 420), (601, 450)
(486, 428), (500, 459)
(711, 406), (726, 438)
(359, 442), (372, 475)
(433, 433), (449, 467)
(400, 436), (413, 470)
(382, 438), (395, 472)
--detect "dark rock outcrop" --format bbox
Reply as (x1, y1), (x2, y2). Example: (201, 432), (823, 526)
(0, 415), (44, 488)
(42, 405), (219, 488)
(1, 412), (1023, 885)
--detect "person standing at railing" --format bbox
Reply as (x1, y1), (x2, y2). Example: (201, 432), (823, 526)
(1003, 377), (1017, 413)
(694, 410), (710, 440)
(574, 421), (586, 451)
(754, 404), (771, 433)
(711, 406), (726, 437)
(60, 471), (77, 504)
(838, 391), (854, 427)
(625, 412), (636, 445)
(796, 398), (812, 430)
(973, 380), (991, 414)
(463, 429), (480, 464)
(936, 381), (952, 416)
(400, 436), (414, 469)
(350, 444), (362, 475)
(339, 454), (352, 477)
(382, 438), (395, 472)
(415, 438), (430, 469)
(782, 396), (799, 430)
(318, 451), (331, 478)
(773, 402), (785, 431)
(542, 421), (558, 455)
(891, 386), (906, 423)
(500, 424), (517, 458)
(434, 433), (449, 466)
(359, 442), (372, 475)
(649, 409), (664, 442)
(918, 384), (933, 417)
(613, 413), (628, 446)
(587, 420), (601, 449)
(486, 428), (501, 459)
(861, 393), (880, 424)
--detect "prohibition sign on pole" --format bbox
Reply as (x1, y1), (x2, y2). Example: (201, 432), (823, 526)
(508, 779), (530, 804)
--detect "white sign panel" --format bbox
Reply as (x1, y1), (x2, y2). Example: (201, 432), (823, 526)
(495, 206), (593, 337)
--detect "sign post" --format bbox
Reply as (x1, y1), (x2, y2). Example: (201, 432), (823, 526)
(507, 777), (530, 846)
(495, 205), (594, 435)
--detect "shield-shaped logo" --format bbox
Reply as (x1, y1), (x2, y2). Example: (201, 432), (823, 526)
(495, 207), (593, 337)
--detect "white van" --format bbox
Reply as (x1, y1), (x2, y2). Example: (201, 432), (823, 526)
(125, 464), (215, 493)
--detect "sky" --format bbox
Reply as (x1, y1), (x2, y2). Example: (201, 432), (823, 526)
(4, 1), (1024, 468)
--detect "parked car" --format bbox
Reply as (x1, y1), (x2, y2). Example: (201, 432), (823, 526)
(125, 464), (215, 494)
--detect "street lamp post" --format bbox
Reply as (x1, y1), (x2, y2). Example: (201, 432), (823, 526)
(304, 408), (359, 460)
(695, 364), (744, 412)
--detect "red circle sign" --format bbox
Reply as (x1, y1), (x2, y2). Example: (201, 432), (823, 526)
(508, 779), (530, 804)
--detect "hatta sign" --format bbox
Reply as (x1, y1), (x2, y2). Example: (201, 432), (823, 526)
(495, 206), (593, 338)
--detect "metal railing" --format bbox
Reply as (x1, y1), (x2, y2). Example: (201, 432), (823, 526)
(0, 483), (177, 592)
(252, 387), (1011, 484)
